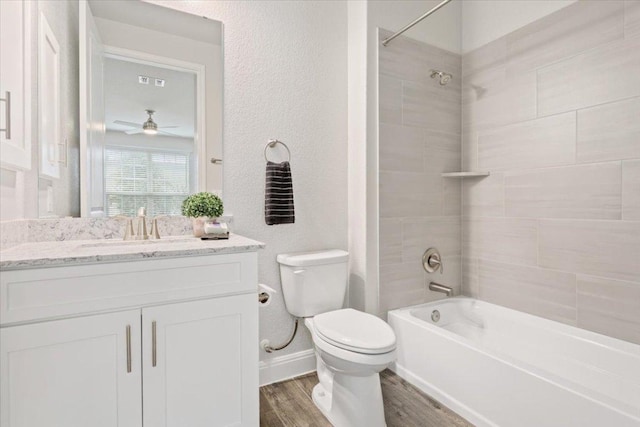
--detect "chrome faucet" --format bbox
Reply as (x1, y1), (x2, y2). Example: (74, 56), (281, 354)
(429, 281), (454, 297)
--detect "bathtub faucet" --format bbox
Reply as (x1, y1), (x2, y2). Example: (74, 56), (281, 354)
(429, 281), (453, 297)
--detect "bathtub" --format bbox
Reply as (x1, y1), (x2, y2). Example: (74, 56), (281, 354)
(388, 297), (640, 427)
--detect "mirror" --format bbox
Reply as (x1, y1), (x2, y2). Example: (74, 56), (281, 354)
(36, 0), (223, 218)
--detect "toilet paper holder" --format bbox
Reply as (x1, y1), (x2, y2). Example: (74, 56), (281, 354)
(258, 292), (269, 304)
(258, 283), (277, 306)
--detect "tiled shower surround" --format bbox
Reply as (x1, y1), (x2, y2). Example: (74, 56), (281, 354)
(378, 29), (462, 314)
(379, 1), (640, 344)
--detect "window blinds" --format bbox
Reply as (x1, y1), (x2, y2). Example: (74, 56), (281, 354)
(105, 147), (190, 217)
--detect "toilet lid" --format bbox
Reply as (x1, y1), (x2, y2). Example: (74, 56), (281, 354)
(313, 309), (396, 354)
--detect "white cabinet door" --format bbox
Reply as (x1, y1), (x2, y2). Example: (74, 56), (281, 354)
(0, 310), (143, 427)
(142, 294), (258, 427)
(79, 0), (106, 217)
(0, 0), (32, 170)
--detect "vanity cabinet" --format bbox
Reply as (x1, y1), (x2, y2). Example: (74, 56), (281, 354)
(0, 310), (143, 427)
(142, 295), (256, 427)
(0, 0), (32, 169)
(0, 252), (259, 427)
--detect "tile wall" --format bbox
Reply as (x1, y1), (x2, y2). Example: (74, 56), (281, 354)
(378, 30), (462, 315)
(462, 1), (640, 344)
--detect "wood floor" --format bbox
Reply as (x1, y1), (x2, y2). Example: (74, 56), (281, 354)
(260, 369), (473, 427)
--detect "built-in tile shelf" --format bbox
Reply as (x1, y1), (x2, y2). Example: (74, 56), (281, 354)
(441, 171), (491, 178)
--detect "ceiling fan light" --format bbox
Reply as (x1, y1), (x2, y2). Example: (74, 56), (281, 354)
(142, 113), (158, 135)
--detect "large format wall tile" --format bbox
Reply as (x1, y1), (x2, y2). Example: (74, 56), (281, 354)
(380, 187), (442, 218)
(622, 160), (640, 220)
(443, 178), (462, 216)
(461, 131), (478, 171)
(506, 1), (624, 76)
(462, 38), (506, 77)
(625, 0), (640, 38)
(379, 123), (424, 172)
(379, 171), (433, 195)
(380, 218), (402, 266)
(403, 81), (461, 134)
(479, 261), (577, 325)
(379, 29), (461, 87)
(463, 68), (536, 131)
(463, 217), (538, 266)
(505, 162), (622, 220)
(477, 112), (576, 171)
(379, 262), (425, 313)
(539, 220), (640, 282)
(463, 173), (505, 217)
(379, 75), (402, 124)
(379, 171), (442, 218)
(577, 97), (640, 163)
(538, 36), (640, 116)
(462, 257), (480, 297)
(461, 1), (640, 343)
(423, 130), (461, 173)
(577, 275), (640, 344)
(402, 216), (461, 263)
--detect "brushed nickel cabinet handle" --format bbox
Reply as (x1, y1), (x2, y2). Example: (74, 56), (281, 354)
(0, 91), (11, 140)
(126, 325), (132, 373)
(152, 321), (157, 367)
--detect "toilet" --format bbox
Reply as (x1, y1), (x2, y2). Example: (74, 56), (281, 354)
(277, 249), (396, 427)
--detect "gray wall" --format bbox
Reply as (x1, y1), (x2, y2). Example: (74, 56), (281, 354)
(461, 1), (640, 344)
(378, 29), (462, 315)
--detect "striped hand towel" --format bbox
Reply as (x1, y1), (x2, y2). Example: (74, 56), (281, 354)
(265, 161), (295, 225)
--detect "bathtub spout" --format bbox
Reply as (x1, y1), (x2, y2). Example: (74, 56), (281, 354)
(429, 282), (453, 296)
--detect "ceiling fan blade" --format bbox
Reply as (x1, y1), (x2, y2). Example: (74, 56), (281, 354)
(114, 120), (141, 128)
(157, 126), (179, 129)
(125, 129), (144, 135)
(157, 129), (181, 137)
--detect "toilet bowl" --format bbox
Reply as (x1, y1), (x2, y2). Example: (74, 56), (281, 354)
(277, 250), (397, 427)
(305, 312), (396, 427)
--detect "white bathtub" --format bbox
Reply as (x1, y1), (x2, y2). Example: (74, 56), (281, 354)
(388, 297), (640, 427)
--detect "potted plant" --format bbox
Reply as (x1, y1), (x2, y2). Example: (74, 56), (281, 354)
(181, 192), (224, 237)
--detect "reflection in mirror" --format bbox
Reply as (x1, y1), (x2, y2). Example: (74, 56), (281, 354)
(102, 57), (197, 217)
(37, 0), (223, 218)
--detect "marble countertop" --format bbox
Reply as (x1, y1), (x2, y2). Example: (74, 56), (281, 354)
(0, 234), (265, 270)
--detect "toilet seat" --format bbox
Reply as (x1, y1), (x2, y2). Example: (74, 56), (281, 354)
(313, 309), (396, 354)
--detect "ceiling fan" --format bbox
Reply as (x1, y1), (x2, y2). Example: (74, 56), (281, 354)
(114, 109), (179, 136)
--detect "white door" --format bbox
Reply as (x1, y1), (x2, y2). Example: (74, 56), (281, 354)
(0, 310), (143, 427)
(142, 294), (259, 427)
(79, 0), (106, 217)
(0, 0), (32, 170)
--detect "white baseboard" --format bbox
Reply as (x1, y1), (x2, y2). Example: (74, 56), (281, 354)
(259, 349), (316, 386)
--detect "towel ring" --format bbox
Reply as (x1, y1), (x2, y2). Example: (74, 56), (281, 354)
(264, 139), (291, 163)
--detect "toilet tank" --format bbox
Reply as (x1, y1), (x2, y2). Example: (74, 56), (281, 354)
(277, 250), (349, 317)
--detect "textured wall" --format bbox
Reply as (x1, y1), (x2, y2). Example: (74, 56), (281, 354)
(462, 1), (640, 344)
(148, 0), (348, 361)
(378, 29), (462, 315)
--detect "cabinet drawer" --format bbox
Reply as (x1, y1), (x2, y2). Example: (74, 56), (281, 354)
(0, 252), (258, 325)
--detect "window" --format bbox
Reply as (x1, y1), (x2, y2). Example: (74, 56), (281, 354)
(104, 147), (190, 217)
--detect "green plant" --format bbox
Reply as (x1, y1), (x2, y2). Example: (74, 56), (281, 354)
(181, 192), (224, 218)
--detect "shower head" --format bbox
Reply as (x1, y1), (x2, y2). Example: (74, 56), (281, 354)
(430, 69), (453, 86)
